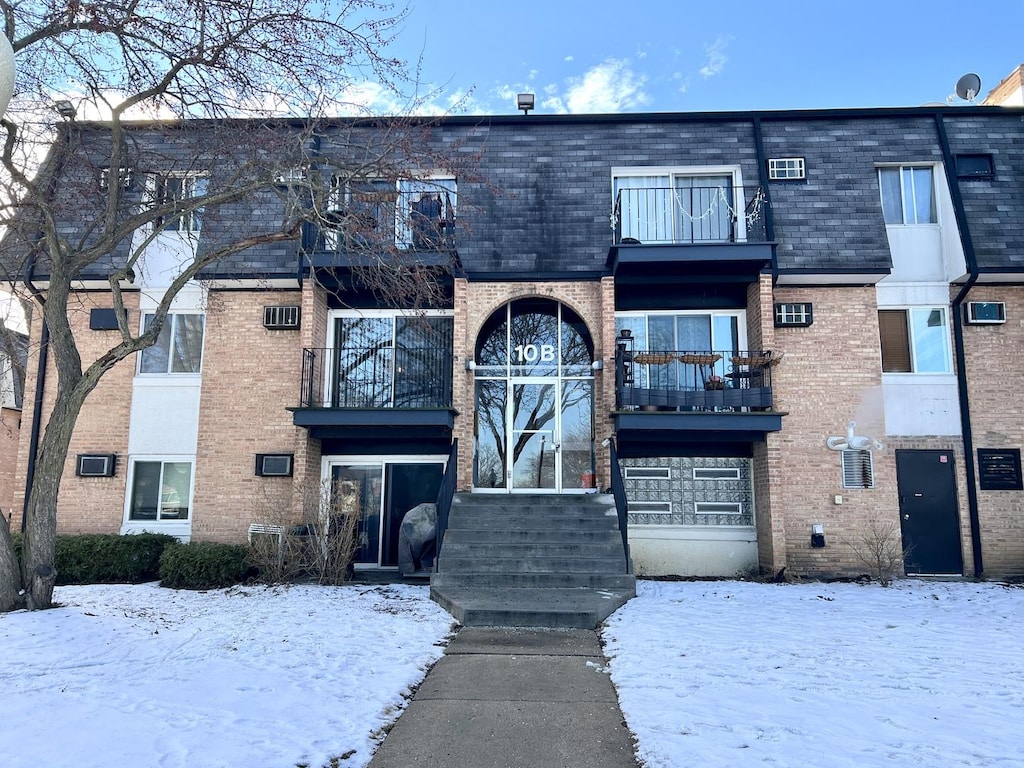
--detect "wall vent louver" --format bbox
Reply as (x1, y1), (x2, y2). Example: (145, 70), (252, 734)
(263, 306), (301, 330)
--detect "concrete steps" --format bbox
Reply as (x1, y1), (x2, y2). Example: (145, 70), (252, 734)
(430, 493), (635, 629)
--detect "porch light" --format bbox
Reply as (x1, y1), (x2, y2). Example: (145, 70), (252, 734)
(465, 359), (476, 371)
(517, 93), (535, 115)
(591, 360), (603, 371)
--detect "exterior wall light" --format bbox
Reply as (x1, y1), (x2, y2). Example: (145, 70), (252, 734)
(54, 99), (77, 120)
(517, 93), (535, 115)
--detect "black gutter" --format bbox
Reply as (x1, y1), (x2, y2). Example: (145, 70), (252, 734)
(934, 112), (983, 577)
(750, 116), (778, 282)
(20, 259), (47, 532)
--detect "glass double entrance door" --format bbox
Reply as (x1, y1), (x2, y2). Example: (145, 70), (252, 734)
(475, 377), (595, 492)
(472, 298), (597, 493)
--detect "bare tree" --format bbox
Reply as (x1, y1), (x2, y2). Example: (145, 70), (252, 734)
(0, 1), (475, 611)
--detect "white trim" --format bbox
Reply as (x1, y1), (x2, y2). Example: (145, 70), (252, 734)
(694, 501), (744, 516)
(624, 466), (671, 480)
(693, 467), (742, 480)
(121, 456), (196, 539)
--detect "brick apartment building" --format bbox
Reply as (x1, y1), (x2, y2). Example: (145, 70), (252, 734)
(5, 101), (1024, 580)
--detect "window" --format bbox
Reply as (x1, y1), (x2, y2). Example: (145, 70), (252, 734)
(879, 166), (935, 225)
(128, 460), (192, 521)
(139, 313), (205, 374)
(878, 308), (950, 373)
(155, 174), (208, 233)
(324, 178), (398, 251)
(624, 467), (671, 480)
(768, 157), (805, 180)
(774, 302), (814, 327)
(693, 467), (741, 480)
(841, 450), (874, 489)
(397, 178), (457, 250)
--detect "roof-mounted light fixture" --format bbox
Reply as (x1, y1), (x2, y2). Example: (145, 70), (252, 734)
(517, 93), (535, 115)
(54, 99), (77, 120)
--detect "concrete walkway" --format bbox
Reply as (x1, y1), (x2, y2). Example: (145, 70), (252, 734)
(367, 627), (640, 768)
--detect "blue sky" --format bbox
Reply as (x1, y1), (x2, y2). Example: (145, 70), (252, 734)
(391, 0), (1024, 114)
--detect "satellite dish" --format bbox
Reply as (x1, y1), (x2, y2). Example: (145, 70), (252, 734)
(955, 73), (982, 102)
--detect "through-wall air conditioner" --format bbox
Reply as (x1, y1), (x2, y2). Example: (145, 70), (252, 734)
(273, 167), (306, 185)
(964, 301), (1006, 325)
(255, 454), (294, 477)
(76, 454), (117, 477)
(263, 305), (301, 330)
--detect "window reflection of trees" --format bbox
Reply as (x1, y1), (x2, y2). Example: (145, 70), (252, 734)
(334, 316), (452, 408)
(473, 300), (594, 488)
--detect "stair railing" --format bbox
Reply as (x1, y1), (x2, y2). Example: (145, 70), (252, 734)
(434, 438), (458, 568)
(608, 437), (632, 573)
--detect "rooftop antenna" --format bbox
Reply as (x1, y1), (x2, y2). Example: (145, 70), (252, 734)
(952, 72), (982, 103)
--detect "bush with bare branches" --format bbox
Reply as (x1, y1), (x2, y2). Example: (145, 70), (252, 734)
(847, 516), (908, 587)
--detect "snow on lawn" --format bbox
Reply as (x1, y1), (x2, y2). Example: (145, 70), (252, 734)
(602, 579), (1024, 768)
(0, 583), (454, 768)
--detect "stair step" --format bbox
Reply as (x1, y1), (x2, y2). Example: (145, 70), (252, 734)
(438, 555), (626, 573)
(442, 528), (617, 543)
(431, 572), (637, 589)
(430, 586), (636, 629)
(439, 540), (623, 557)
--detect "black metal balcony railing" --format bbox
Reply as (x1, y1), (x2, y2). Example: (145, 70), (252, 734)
(615, 348), (776, 412)
(612, 185), (768, 245)
(301, 219), (457, 253)
(300, 346), (454, 409)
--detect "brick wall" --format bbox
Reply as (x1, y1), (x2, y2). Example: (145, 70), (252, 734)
(12, 292), (139, 534)
(192, 289), (304, 543)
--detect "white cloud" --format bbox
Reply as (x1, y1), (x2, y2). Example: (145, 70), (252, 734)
(699, 37), (730, 79)
(564, 55), (574, 62)
(560, 58), (651, 114)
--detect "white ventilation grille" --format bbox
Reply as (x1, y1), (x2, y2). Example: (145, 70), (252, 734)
(695, 502), (743, 515)
(841, 450), (874, 489)
(693, 467), (741, 480)
(624, 466), (670, 480)
(628, 501), (672, 515)
(263, 306), (301, 330)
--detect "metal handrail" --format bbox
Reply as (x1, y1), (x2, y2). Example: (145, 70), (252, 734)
(434, 439), (459, 567)
(612, 185), (768, 244)
(608, 437), (631, 573)
(298, 346), (454, 409)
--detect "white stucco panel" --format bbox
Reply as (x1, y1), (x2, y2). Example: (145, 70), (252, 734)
(882, 374), (961, 436)
(127, 378), (202, 454)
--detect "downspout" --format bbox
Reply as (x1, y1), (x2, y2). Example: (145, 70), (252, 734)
(934, 111), (983, 577)
(20, 255), (47, 532)
(750, 116), (778, 282)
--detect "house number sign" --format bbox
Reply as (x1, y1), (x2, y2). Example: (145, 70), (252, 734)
(514, 344), (556, 363)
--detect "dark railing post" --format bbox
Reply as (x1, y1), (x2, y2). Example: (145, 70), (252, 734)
(434, 439), (458, 569)
(608, 438), (631, 573)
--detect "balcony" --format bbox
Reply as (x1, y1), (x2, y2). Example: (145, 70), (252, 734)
(612, 347), (784, 448)
(612, 185), (769, 245)
(608, 186), (774, 308)
(290, 346), (456, 444)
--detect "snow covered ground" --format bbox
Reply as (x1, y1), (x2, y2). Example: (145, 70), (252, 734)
(0, 583), (454, 768)
(602, 579), (1024, 768)
(1, 579), (1022, 768)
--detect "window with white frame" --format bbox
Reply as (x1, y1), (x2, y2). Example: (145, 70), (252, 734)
(878, 166), (935, 225)
(155, 174), (208, 233)
(128, 460), (193, 521)
(878, 308), (951, 373)
(397, 178), (457, 249)
(841, 450), (874, 489)
(768, 157), (805, 180)
(324, 178), (398, 251)
(139, 313), (205, 374)
(612, 169), (741, 244)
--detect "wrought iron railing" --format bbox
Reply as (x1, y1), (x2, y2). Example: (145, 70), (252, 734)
(301, 219), (457, 253)
(434, 439), (459, 566)
(299, 346), (454, 409)
(612, 185), (768, 244)
(608, 437), (631, 573)
(615, 348), (777, 411)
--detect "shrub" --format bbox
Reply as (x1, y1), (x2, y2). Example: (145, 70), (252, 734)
(159, 541), (249, 590)
(54, 533), (179, 585)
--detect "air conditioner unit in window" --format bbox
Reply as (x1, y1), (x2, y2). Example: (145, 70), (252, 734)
(255, 454), (294, 477)
(76, 454), (117, 477)
(964, 301), (1006, 325)
(263, 305), (301, 330)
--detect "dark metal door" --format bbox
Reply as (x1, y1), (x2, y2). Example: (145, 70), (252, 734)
(895, 450), (963, 575)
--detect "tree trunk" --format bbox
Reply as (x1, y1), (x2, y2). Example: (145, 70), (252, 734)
(0, 512), (23, 612)
(20, 384), (89, 610)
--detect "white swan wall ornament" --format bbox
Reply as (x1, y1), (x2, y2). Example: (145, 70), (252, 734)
(826, 421), (883, 451)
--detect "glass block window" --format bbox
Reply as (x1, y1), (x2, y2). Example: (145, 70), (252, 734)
(621, 456), (753, 526)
